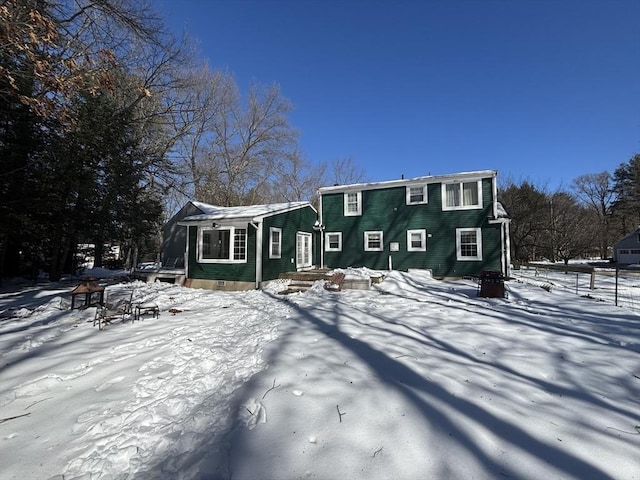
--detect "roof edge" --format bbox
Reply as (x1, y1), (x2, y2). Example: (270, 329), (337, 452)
(318, 170), (497, 194)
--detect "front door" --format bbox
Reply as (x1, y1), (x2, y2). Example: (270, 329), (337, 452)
(296, 232), (312, 269)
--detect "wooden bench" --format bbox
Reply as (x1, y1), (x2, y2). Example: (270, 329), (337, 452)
(324, 272), (346, 292)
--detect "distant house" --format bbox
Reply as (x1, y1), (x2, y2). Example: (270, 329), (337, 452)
(317, 170), (511, 278)
(612, 227), (640, 264)
(175, 201), (318, 290)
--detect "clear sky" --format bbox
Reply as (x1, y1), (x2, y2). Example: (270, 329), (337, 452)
(155, 0), (640, 190)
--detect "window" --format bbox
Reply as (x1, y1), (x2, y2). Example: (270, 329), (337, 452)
(344, 191), (362, 216)
(325, 232), (342, 251)
(407, 229), (426, 251)
(200, 227), (247, 263)
(364, 231), (383, 251)
(442, 181), (482, 210)
(406, 185), (428, 205)
(269, 227), (281, 259)
(456, 228), (482, 261)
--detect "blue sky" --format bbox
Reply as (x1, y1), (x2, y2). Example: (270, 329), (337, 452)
(156, 0), (640, 190)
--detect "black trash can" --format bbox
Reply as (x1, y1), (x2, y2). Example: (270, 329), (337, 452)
(479, 270), (505, 298)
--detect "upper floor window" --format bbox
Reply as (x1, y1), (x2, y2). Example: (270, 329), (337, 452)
(406, 185), (428, 205)
(200, 227), (247, 263)
(442, 181), (482, 210)
(269, 227), (281, 259)
(456, 227), (482, 261)
(364, 231), (383, 251)
(325, 232), (342, 251)
(344, 191), (362, 216)
(407, 229), (427, 251)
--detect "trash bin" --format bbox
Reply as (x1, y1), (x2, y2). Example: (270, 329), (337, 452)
(479, 270), (505, 298)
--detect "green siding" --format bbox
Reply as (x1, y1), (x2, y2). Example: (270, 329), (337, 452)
(186, 205), (318, 284)
(322, 178), (503, 277)
(261, 206), (317, 281)
(187, 225), (257, 282)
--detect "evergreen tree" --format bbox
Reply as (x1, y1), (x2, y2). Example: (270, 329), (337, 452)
(612, 154), (640, 235)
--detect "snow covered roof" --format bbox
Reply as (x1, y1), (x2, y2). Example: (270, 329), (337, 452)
(496, 201), (509, 218)
(318, 170), (497, 194)
(181, 201), (314, 223)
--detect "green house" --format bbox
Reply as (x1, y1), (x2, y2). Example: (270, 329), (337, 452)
(317, 170), (511, 278)
(177, 201), (318, 290)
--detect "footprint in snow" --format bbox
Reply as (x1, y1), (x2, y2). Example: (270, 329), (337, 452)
(95, 376), (126, 392)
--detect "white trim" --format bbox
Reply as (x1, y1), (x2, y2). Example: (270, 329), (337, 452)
(456, 227), (482, 261)
(325, 232), (342, 251)
(344, 191), (362, 216)
(364, 231), (384, 252)
(442, 180), (483, 211)
(253, 221), (262, 288)
(406, 184), (428, 205)
(198, 226), (248, 263)
(269, 227), (282, 259)
(318, 198), (325, 269)
(407, 229), (427, 251)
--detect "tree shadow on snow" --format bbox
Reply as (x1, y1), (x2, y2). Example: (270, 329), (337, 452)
(221, 285), (623, 480)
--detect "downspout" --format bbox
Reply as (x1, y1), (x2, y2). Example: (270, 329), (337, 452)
(492, 171), (498, 218)
(504, 220), (512, 278)
(318, 191), (324, 269)
(251, 221), (262, 289)
(184, 224), (190, 282)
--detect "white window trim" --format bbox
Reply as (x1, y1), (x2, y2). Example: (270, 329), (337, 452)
(406, 185), (428, 205)
(364, 230), (384, 252)
(198, 226), (247, 264)
(407, 229), (427, 251)
(344, 191), (362, 216)
(269, 227), (282, 259)
(325, 232), (343, 252)
(456, 227), (482, 261)
(442, 180), (483, 211)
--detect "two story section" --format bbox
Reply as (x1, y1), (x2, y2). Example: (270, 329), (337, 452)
(317, 170), (510, 278)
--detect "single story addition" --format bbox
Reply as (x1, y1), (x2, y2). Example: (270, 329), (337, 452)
(176, 201), (318, 290)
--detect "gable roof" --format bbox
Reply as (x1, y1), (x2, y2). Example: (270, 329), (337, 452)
(180, 201), (315, 224)
(318, 170), (497, 194)
(614, 226), (640, 246)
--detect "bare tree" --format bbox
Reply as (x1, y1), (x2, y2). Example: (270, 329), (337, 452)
(324, 156), (367, 187)
(544, 192), (594, 264)
(572, 172), (615, 259)
(270, 149), (327, 203)
(196, 82), (298, 206)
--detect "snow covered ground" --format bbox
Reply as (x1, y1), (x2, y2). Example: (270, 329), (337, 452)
(0, 269), (638, 480)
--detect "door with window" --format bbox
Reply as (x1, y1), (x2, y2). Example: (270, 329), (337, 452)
(296, 232), (313, 269)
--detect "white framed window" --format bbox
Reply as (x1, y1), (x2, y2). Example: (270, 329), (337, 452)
(406, 185), (428, 205)
(344, 191), (362, 216)
(407, 229), (427, 251)
(199, 227), (247, 263)
(364, 231), (383, 251)
(325, 232), (342, 251)
(442, 180), (482, 210)
(456, 227), (482, 261)
(269, 227), (281, 259)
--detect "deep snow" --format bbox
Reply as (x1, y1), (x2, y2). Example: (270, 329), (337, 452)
(0, 269), (638, 480)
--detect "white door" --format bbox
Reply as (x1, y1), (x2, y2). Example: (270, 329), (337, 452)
(296, 232), (313, 269)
